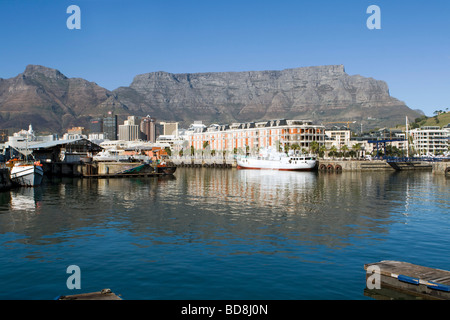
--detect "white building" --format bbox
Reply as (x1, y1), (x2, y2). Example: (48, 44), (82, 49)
(183, 119), (325, 155)
(118, 116), (140, 141)
(325, 129), (352, 151)
(410, 126), (449, 155)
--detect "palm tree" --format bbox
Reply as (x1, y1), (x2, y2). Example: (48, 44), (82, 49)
(352, 143), (362, 159)
(329, 145), (337, 159)
(309, 141), (320, 154)
(341, 145), (349, 158)
(318, 145), (326, 159)
(290, 143), (300, 153)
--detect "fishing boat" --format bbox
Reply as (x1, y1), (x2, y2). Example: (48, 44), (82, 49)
(8, 160), (44, 186)
(236, 148), (317, 171)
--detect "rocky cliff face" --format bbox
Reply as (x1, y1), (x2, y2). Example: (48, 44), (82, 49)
(0, 65), (128, 134)
(114, 64), (420, 128)
(0, 64), (421, 134)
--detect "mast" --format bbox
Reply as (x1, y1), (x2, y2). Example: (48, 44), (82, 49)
(405, 116), (409, 158)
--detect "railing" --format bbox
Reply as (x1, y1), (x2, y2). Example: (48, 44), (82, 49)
(384, 156), (449, 163)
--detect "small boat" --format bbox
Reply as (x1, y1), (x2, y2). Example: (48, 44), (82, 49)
(9, 160), (44, 186)
(236, 147), (317, 171)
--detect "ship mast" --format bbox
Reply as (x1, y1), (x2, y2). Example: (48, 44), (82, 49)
(405, 116), (409, 158)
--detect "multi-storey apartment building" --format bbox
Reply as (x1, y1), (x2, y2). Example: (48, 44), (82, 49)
(184, 119), (325, 154)
(410, 126), (449, 155)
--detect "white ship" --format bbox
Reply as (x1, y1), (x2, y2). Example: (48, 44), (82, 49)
(236, 148), (317, 171)
(93, 149), (125, 162)
(10, 161), (44, 186)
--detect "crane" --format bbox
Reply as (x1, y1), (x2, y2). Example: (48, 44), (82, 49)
(323, 121), (356, 129)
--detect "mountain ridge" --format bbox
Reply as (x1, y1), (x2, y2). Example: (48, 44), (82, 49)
(0, 64), (422, 134)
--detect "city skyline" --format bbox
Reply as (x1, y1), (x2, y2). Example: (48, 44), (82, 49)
(0, 0), (449, 117)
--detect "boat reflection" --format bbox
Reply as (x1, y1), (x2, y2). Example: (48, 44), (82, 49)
(10, 187), (43, 213)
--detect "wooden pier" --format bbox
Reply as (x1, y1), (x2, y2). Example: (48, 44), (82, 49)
(365, 260), (450, 300)
(56, 288), (122, 300)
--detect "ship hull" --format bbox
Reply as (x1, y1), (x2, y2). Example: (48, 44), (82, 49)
(236, 157), (317, 171)
(10, 165), (44, 186)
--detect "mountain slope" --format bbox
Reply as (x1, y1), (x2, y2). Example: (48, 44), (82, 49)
(0, 64), (422, 134)
(0, 65), (128, 134)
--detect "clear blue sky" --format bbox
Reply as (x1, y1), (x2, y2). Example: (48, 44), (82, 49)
(0, 0), (449, 116)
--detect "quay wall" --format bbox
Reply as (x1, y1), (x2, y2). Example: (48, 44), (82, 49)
(171, 158), (235, 168)
(317, 160), (394, 172)
(171, 157), (397, 171)
(0, 168), (13, 191)
(432, 161), (450, 175)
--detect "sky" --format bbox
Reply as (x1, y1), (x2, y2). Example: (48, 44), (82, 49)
(0, 0), (449, 116)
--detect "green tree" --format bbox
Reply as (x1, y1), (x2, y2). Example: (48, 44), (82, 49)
(341, 145), (349, 158)
(318, 145), (326, 158)
(309, 141), (320, 154)
(329, 145), (337, 159)
(352, 143), (362, 159)
(290, 143), (300, 152)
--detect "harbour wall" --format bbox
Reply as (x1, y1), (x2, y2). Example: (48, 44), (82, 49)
(0, 168), (13, 191)
(432, 162), (450, 175)
(317, 160), (395, 172)
(171, 157), (444, 173)
(171, 157), (398, 171)
(171, 158), (235, 168)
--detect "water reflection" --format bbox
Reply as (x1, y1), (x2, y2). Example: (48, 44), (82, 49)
(0, 169), (448, 254)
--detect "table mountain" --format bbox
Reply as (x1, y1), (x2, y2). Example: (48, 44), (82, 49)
(0, 64), (421, 134)
(114, 64), (421, 129)
(0, 65), (128, 134)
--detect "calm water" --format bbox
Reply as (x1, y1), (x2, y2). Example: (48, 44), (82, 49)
(0, 168), (448, 300)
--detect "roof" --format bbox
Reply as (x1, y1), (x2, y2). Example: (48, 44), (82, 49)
(28, 138), (102, 150)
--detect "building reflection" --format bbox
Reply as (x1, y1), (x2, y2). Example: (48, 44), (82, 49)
(0, 170), (447, 254)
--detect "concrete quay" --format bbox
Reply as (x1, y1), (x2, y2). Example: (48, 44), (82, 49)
(171, 157), (235, 168)
(0, 168), (14, 191)
(432, 161), (450, 175)
(317, 159), (395, 172)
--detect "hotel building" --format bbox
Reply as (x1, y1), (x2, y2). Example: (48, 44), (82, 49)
(184, 119), (325, 154)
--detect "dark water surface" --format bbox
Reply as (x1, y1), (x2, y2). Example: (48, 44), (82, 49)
(0, 168), (449, 300)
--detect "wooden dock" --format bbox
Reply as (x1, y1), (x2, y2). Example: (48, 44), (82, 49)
(365, 260), (450, 300)
(56, 288), (122, 300)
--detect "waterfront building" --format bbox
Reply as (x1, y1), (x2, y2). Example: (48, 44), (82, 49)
(325, 129), (351, 151)
(184, 119), (325, 154)
(103, 112), (118, 140)
(410, 126), (449, 155)
(119, 116), (140, 141)
(140, 115), (157, 143)
(160, 122), (179, 137)
(63, 127), (87, 140)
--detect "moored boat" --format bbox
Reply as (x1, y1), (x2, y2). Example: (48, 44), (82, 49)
(236, 148), (317, 171)
(9, 161), (44, 186)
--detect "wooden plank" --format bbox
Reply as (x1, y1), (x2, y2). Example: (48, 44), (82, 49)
(57, 288), (122, 300)
(365, 261), (450, 300)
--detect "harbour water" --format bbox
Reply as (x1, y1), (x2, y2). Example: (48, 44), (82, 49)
(0, 168), (449, 300)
